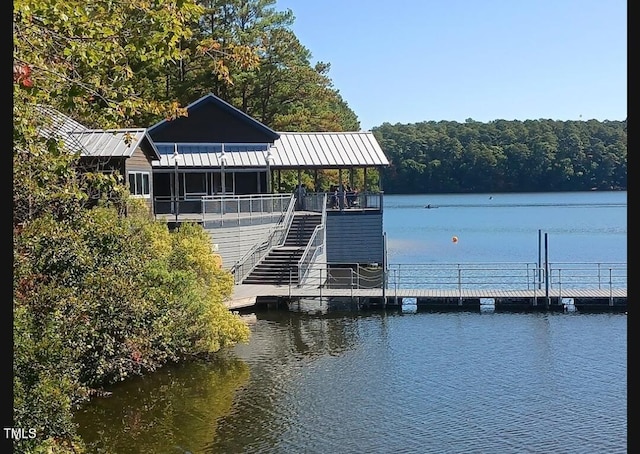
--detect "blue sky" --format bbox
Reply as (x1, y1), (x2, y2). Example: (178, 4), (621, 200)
(273, 0), (627, 131)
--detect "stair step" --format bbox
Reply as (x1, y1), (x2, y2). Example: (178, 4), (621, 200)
(242, 213), (321, 284)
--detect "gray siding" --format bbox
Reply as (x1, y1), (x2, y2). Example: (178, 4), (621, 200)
(125, 146), (154, 213)
(325, 211), (384, 264)
(206, 222), (279, 270)
(125, 146), (153, 172)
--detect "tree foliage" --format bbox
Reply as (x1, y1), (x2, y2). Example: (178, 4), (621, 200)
(374, 119), (627, 193)
(186, 0), (360, 132)
(14, 201), (249, 452)
(12, 1), (264, 452)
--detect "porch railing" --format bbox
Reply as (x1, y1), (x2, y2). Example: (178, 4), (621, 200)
(229, 196), (297, 284)
(297, 193), (328, 285)
(201, 193), (293, 228)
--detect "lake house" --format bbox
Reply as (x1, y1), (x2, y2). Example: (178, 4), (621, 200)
(37, 96), (391, 289)
(147, 93), (391, 286)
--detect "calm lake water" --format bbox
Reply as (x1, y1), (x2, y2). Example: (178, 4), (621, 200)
(75, 191), (627, 453)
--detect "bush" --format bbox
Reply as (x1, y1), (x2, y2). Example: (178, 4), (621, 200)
(13, 200), (250, 452)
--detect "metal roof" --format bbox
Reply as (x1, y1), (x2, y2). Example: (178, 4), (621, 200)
(153, 132), (389, 169)
(69, 129), (161, 160)
(271, 132), (389, 168)
(35, 105), (89, 154)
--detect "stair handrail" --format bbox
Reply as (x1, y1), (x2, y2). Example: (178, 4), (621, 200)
(229, 194), (296, 284)
(297, 193), (327, 286)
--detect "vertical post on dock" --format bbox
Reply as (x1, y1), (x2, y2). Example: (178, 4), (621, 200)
(538, 229), (543, 289)
(457, 266), (463, 306)
(382, 233), (387, 308)
(544, 233), (550, 308)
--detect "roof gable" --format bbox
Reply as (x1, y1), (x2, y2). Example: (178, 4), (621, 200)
(147, 93), (280, 143)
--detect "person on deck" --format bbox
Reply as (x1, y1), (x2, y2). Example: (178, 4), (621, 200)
(295, 183), (307, 210)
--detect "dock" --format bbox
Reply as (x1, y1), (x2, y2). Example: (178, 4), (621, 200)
(226, 284), (627, 312)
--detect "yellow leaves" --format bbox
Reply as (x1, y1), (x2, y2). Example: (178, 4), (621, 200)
(226, 43), (261, 71)
(165, 101), (188, 121)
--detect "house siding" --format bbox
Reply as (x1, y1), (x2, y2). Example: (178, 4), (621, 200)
(325, 211), (384, 264)
(125, 146), (154, 213)
(150, 102), (277, 144)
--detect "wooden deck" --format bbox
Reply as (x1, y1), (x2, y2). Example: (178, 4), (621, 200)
(225, 284), (627, 311)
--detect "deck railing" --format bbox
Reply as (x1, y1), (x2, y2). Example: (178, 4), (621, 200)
(229, 196), (297, 284)
(288, 261), (626, 295)
(153, 193), (294, 227)
(297, 193), (328, 285)
(201, 193), (293, 228)
(296, 191), (384, 212)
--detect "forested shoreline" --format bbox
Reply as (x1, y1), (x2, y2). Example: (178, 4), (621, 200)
(374, 118), (626, 194)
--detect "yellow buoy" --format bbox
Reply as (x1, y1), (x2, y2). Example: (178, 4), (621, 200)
(452, 236), (458, 243)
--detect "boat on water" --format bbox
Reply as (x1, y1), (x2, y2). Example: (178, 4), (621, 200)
(424, 204), (439, 209)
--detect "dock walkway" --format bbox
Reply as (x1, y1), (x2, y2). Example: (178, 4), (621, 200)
(226, 284), (627, 311)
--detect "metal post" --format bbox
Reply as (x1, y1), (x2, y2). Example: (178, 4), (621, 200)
(609, 268), (613, 306)
(538, 229), (542, 289)
(266, 161), (271, 193)
(265, 150), (274, 194)
(338, 170), (343, 210)
(394, 268), (398, 306)
(457, 266), (462, 306)
(544, 233), (550, 308)
(220, 147), (226, 219)
(363, 167), (368, 192)
(220, 147), (226, 196)
(172, 145), (180, 224)
(350, 269), (353, 299)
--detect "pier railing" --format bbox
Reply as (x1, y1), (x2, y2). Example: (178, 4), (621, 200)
(547, 262), (627, 294)
(229, 196), (297, 284)
(297, 194), (328, 285)
(289, 262), (626, 295)
(386, 262), (626, 292)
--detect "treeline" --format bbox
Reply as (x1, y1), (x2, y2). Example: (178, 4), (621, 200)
(373, 118), (627, 193)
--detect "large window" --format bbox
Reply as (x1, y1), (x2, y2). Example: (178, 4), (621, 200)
(185, 172), (208, 195)
(128, 171), (150, 198)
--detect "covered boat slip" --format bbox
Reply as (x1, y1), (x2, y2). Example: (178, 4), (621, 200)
(149, 93), (389, 208)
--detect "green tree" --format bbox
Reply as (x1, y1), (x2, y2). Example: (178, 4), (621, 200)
(14, 201), (250, 453)
(193, 0), (359, 132)
(13, 1), (257, 451)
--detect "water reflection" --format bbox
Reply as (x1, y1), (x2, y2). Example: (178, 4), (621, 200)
(75, 356), (249, 454)
(75, 310), (626, 454)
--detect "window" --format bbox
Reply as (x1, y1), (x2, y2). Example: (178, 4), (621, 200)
(185, 172), (207, 195)
(128, 171), (150, 198)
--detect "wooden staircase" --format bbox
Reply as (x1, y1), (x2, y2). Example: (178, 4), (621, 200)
(242, 212), (322, 285)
